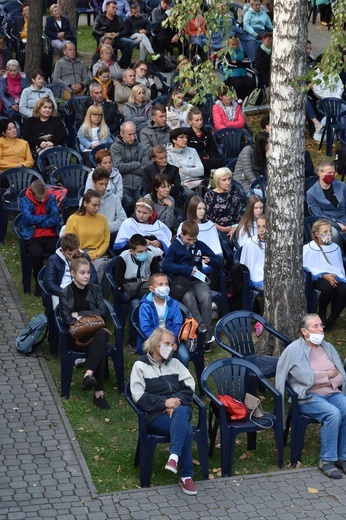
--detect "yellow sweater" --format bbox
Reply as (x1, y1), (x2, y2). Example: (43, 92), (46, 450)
(65, 213), (110, 260)
(0, 137), (34, 172)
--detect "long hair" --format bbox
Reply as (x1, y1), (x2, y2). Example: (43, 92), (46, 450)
(236, 195), (264, 240)
(167, 87), (184, 109)
(151, 173), (171, 203)
(253, 131), (269, 169)
(76, 189), (100, 216)
(186, 195), (206, 222)
(311, 219), (332, 264)
(32, 96), (57, 118)
(128, 84), (146, 104)
(80, 105), (109, 142)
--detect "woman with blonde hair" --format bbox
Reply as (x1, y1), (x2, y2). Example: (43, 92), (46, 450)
(77, 105), (112, 153)
(22, 96), (67, 156)
(92, 43), (123, 82)
(123, 84), (152, 130)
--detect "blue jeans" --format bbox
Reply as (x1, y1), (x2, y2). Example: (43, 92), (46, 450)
(299, 392), (346, 462)
(147, 405), (194, 477)
(177, 342), (190, 367)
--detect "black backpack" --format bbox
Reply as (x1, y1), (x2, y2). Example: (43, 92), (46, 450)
(154, 53), (173, 73)
(335, 144), (346, 180)
(226, 263), (250, 311)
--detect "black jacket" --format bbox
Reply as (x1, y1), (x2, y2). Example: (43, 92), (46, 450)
(44, 15), (76, 43)
(142, 161), (181, 197)
(59, 282), (106, 328)
(124, 14), (151, 35)
(92, 13), (128, 39)
(186, 126), (221, 160)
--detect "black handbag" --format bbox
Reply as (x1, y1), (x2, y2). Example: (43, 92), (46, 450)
(169, 275), (191, 300)
(123, 280), (150, 299)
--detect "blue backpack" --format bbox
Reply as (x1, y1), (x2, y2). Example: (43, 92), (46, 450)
(16, 314), (48, 355)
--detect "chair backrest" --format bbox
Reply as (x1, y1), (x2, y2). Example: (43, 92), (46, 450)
(46, 83), (73, 101)
(2, 1), (21, 14)
(88, 142), (113, 167)
(213, 128), (253, 163)
(231, 179), (249, 205)
(340, 129), (346, 145)
(1, 168), (44, 205)
(337, 110), (346, 130)
(37, 146), (83, 175)
(249, 176), (267, 201)
(316, 98), (346, 123)
(66, 95), (92, 116)
(152, 94), (169, 107)
(50, 165), (91, 206)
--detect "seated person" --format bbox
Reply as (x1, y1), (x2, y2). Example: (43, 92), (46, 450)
(254, 32), (272, 87)
(85, 148), (123, 200)
(0, 59), (29, 123)
(65, 189), (110, 285)
(113, 68), (137, 114)
(317, 0), (332, 26)
(275, 313), (346, 479)
(303, 219), (346, 329)
(52, 43), (90, 97)
(235, 194), (265, 248)
(166, 88), (194, 130)
(0, 118), (34, 172)
(186, 108), (224, 180)
(77, 105), (113, 158)
(307, 161), (346, 232)
(130, 327), (197, 495)
(212, 85), (246, 131)
(44, 4), (76, 52)
(185, 11), (209, 60)
(134, 60), (158, 101)
(151, 0), (181, 60)
(92, 43), (123, 82)
(93, 65), (115, 101)
(0, 34), (12, 77)
(162, 220), (223, 347)
(233, 131), (269, 193)
(45, 233), (98, 309)
(166, 128), (204, 194)
(243, 0), (273, 38)
(18, 180), (60, 297)
(91, 35), (118, 66)
(123, 84), (152, 131)
(59, 257), (111, 410)
(113, 197), (172, 256)
(140, 104), (171, 150)
(145, 173), (179, 232)
(19, 69), (57, 119)
(114, 233), (160, 353)
(240, 214), (266, 289)
(125, 3), (160, 61)
(138, 273), (189, 365)
(90, 167), (126, 246)
(21, 97), (67, 158)
(142, 145), (181, 199)
(170, 55), (196, 102)
(220, 36), (255, 100)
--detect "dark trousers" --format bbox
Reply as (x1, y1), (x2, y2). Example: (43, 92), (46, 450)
(313, 278), (346, 322)
(25, 236), (57, 278)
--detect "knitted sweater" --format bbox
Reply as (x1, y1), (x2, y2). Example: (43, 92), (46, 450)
(64, 213), (110, 260)
(0, 137), (34, 172)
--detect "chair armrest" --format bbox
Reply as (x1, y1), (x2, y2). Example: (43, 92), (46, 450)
(215, 339), (246, 359)
(104, 299), (122, 332)
(263, 323), (292, 348)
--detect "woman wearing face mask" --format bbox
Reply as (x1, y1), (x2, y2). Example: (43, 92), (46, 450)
(114, 233), (160, 354)
(130, 326), (198, 496)
(276, 313), (346, 480)
(303, 219), (346, 329)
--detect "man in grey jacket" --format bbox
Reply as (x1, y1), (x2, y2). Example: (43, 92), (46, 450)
(52, 43), (89, 95)
(110, 121), (150, 212)
(140, 104), (170, 151)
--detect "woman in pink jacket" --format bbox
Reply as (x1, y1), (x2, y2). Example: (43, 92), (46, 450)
(212, 85), (245, 132)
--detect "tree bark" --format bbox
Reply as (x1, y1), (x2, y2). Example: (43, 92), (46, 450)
(59, 0), (77, 35)
(24, 0), (43, 77)
(261, 0), (308, 355)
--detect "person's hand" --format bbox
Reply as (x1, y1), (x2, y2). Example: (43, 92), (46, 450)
(227, 227), (236, 238)
(57, 31), (65, 39)
(165, 397), (181, 409)
(337, 222), (346, 233)
(179, 166), (183, 173)
(162, 197), (173, 206)
(323, 274), (338, 287)
(71, 84), (83, 93)
(171, 34), (179, 43)
(165, 408), (173, 417)
(11, 104), (19, 111)
(139, 29), (147, 34)
(150, 240), (161, 248)
(202, 256), (210, 264)
(72, 312), (79, 318)
(327, 368), (339, 379)
(106, 32), (117, 38)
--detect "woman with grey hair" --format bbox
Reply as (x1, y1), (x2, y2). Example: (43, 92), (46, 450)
(0, 59), (28, 123)
(275, 313), (346, 479)
(130, 327), (198, 496)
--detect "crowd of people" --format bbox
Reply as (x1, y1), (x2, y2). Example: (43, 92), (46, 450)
(1, 0), (346, 495)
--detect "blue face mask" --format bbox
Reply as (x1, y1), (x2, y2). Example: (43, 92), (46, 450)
(136, 252), (148, 262)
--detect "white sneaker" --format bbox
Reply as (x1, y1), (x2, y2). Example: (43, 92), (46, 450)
(75, 358), (86, 367)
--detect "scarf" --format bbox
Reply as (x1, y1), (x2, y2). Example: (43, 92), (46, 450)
(6, 73), (22, 102)
(215, 99), (237, 121)
(260, 44), (271, 55)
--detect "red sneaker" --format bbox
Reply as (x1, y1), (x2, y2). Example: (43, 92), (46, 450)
(180, 478), (197, 496)
(165, 458), (178, 474)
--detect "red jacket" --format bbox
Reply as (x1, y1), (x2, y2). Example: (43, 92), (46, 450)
(212, 102), (245, 131)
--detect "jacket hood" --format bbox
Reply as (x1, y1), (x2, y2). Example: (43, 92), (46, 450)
(166, 144), (188, 155)
(148, 121), (170, 131)
(25, 187), (49, 206)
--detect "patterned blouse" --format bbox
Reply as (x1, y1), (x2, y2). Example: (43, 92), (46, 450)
(205, 186), (244, 227)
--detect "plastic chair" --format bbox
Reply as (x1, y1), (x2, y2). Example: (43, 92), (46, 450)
(131, 302), (205, 396)
(46, 83), (73, 101)
(232, 179), (248, 204)
(125, 381), (208, 487)
(76, 0), (95, 25)
(308, 0), (318, 24)
(213, 128), (253, 169)
(340, 129), (346, 145)
(54, 299), (124, 398)
(249, 176), (267, 201)
(105, 256), (128, 330)
(215, 310), (291, 378)
(152, 94), (170, 107)
(37, 146), (83, 179)
(317, 98), (346, 156)
(284, 382), (319, 467)
(0, 168), (44, 243)
(201, 357), (284, 477)
(337, 110), (346, 130)
(37, 266), (59, 356)
(50, 164), (91, 209)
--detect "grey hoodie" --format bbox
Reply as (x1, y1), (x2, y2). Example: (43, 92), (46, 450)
(99, 190), (127, 234)
(85, 167), (123, 200)
(166, 143), (204, 185)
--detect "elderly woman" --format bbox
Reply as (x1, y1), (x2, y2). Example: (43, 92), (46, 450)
(92, 44), (123, 82)
(0, 59), (28, 122)
(275, 313), (346, 479)
(212, 85), (246, 132)
(204, 167), (244, 238)
(19, 70), (57, 118)
(21, 97), (66, 157)
(0, 118), (34, 172)
(130, 327), (197, 495)
(44, 4), (76, 52)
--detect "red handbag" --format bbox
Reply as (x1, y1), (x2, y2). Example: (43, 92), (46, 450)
(215, 394), (248, 420)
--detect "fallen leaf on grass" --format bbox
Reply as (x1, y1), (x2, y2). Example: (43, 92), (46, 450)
(192, 459), (200, 465)
(117, 466), (121, 473)
(85, 409), (92, 413)
(104, 418), (110, 423)
(209, 474), (215, 479)
(234, 471), (240, 475)
(109, 445), (119, 450)
(239, 451), (252, 460)
(307, 487), (319, 494)
(212, 467), (221, 473)
(296, 461), (302, 468)
(93, 455), (100, 461)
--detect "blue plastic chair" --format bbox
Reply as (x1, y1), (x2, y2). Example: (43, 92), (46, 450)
(201, 357), (284, 477)
(0, 168), (44, 244)
(232, 179), (248, 204)
(340, 129), (346, 145)
(55, 300), (124, 398)
(76, 0), (95, 25)
(50, 164), (91, 210)
(304, 269), (321, 314)
(249, 176), (267, 202)
(213, 128), (253, 169)
(37, 266), (59, 356)
(337, 110), (346, 130)
(124, 381), (208, 487)
(317, 98), (346, 156)
(37, 146), (83, 178)
(215, 310), (291, 378)
(105, 256), (128, 331)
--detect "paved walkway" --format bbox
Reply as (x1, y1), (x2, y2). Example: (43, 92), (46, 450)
(1, 250), (346, 519)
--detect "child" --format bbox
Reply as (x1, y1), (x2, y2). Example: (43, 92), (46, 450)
(91, 167), (126, 246)
(114, 234), (160, 353)
(113, 198), (172, 256)
(240, 214), (266, 289)
(162, 220), (223, 349)
(138, 273), (189, 363)
(19, 179), (60, 297)
(45, 233), (98, 309)
(235, 195), (264, 248)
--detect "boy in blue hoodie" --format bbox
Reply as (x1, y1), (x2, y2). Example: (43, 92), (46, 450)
(162, 220), (222, 348)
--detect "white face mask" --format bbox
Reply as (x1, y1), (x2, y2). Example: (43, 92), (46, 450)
(305, 330), (324, 345)
(154, 286), (170, 299)
(159, 344), (173, 360)
(320, 233), (332, 245)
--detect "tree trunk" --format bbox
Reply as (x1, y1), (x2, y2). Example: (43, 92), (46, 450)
(24, 0), (43, 77)
(261, 0), (308, 355)
(59, 0), (77, 35)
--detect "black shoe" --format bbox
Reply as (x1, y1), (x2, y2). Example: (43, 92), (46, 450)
(34, 282), (42, 298)
(93, 394), (110, 410)
(82, 375), (97, 390)
(204, 343), (211, 353)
